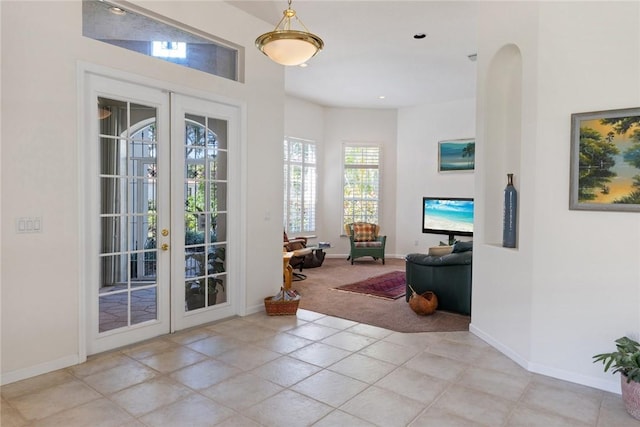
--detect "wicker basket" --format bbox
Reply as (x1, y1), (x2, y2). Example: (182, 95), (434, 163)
(264, 291), (300, 316)
(408, 285), (438, 316)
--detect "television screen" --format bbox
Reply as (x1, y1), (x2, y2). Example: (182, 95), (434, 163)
(422, 197), (474, 238)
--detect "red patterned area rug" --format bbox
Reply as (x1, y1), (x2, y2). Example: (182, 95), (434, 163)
(334, 270), (406, 300)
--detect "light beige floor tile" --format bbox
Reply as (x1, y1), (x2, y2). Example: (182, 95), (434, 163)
(68, 352), (133, 378)
(186, 334), (244, 357)
(251, 356), (322, 387)
(598, 392), (640, 427)
(1, 397), (28, 427)
(244, 389), (333, 427)
(383, 331), (441, 349)
(7, 380), (101, 421)
(223, 323), (278, 343)
(340, 385), (424, 427)
(202, 372), (283, 410)
(138, 346), (208, 373)
(287, 323), (340, 341)
(347, 323), (394, 339)
(254, 332), (314, 354)
(120, 338), (178, 360)
(597, 392), (640, 427)
(81, 361), (157, 394)
(215, 345), (281, 371)
(375, 366), (448, 404)
(213, 413), (262, 426)
(521, 380), (602, 424)
(506, 405), (592, 426)
(205, 317), (251, 335)
(166, 328), (214, 345)
(404, 351), (467, 381)
(328, 353), (396, 384)
(424, 339), (488, 364)
(439, 331), (491, 349)
(359, 340), (421, 365)
(321, 331), (378, 352)
(289, 342), (351, 367)
(431, 384), (514, 426)
(255, 314), (308, 332)
(410, 407), (485, 427)
(1, 370), (75, 400)
(295, 309), (326, 322)
(456, 366), (530, 401)
(474, 348), (533, 379)
(170, 359), (242, 390)
(109, 376), (192, 417)
(30, 398), (136, 427)
(139, 394), (235, 427)
(313, 409), (377, 426)
(291, 369), (369, 407)
(314, 316), (359, 330)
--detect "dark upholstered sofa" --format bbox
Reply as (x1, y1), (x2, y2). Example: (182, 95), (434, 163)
(405, 242), (472, 315)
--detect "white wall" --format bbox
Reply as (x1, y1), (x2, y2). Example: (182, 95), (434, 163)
(284, 96), (326, 239)
(323, 108), (398, 257)
(396, 99), (476, 255)
(472, 1), (640, 393)
(1, 0), (284, 383)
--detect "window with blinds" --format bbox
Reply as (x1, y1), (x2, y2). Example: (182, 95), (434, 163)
(343, 144), (381, 225)
(284, 137), (317, 233)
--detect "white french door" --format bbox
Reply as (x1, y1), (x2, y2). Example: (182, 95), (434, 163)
(85, 74), (239, 355)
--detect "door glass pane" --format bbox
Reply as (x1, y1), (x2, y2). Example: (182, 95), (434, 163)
(184, 115), (228, 311)
(98, 97), (159, 332)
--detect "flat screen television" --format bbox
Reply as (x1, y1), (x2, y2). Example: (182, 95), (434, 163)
(422, 197), (474, 242)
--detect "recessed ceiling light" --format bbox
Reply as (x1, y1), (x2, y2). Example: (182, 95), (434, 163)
(378, 95), (386, 100)
(413, 33), (427, 40)
(299, 63), (308, 68)
(109, 6), (126, 16)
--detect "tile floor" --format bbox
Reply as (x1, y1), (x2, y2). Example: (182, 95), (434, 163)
(2, 309), (638, 426)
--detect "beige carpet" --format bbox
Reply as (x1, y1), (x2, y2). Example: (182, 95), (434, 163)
(293, 257), (470, 333)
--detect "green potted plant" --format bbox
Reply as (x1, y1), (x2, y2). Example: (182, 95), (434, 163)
(185, 246), (226, 311)
(593, 336), (640, 420)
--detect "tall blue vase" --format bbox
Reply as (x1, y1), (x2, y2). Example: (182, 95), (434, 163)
(502, 173), (517, 248)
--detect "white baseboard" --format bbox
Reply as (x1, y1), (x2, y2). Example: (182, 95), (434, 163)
(469, 323), (619, 395)
(1, 354), (81, 386)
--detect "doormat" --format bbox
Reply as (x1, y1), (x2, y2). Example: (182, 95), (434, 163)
(334, 270), (406, 300)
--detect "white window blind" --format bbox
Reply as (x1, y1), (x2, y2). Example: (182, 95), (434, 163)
(343, 144), (380, 225)
(284, 137), (317, 233)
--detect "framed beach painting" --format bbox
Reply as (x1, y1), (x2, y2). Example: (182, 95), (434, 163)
(569, 107), (640, 211)
(438, 138), (475, 172)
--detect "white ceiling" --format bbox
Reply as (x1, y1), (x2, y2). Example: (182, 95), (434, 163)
(227, 1), (478, 109)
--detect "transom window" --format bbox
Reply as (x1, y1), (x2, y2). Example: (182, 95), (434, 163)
(82, 0), (242, 82)
(343, 144), (381, 225)
(284, 137), (317, 234)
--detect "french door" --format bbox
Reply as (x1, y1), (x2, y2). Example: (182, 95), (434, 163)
(85, 74), (239, 354)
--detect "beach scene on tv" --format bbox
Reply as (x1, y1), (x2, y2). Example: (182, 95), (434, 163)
(424, 199), (474, 233)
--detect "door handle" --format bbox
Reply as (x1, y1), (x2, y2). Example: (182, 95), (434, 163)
(161, 229), (169, 236)
(161, 243), (169, 251)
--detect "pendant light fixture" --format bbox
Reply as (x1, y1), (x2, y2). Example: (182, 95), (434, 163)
(255, 0), (324, 66)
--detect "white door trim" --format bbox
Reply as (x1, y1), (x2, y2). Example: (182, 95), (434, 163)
(78, 62), (247, 359)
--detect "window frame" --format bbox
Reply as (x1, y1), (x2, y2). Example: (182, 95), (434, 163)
(342, 142), (382, 227)
(283, 136), (317, 235)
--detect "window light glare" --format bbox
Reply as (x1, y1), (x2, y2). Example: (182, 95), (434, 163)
(151, 41), (187, 59)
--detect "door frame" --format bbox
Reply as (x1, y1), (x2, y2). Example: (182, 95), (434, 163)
(78, 62), (247, 361)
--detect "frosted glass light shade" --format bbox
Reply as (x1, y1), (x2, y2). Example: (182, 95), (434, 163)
(256, 30), (323, 66)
